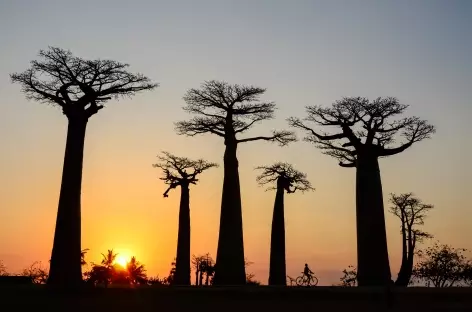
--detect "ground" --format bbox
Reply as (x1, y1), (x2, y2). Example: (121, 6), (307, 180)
(1, 286), (471, 311)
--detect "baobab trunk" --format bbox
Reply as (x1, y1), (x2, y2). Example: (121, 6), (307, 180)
(395, 226), (409, 286)
(173, 184), (191, 285)
(213, 142), (246, 285)
(48, 116), (88, 287)
(268, 184), (286, 286)
(355, 152), (391, 286)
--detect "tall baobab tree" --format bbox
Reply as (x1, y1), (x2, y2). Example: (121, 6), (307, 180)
(389, 193), (433, 286)
(153, 152), (217, 285)
(288, 97), (435, 286)
(255, 162), (314, 286)
(10, 47), (157, 288)
(175, 80), (296, 285)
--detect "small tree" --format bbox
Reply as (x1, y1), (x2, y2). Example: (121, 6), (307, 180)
(0, 260), (8, 276)
(127, 256), (147, 285)
(288, 97), (435, 286)
(101, 249), (118, 269)
(20, 261), (49, 284)
(389, 193), (433, 286)
(244, 258), (260, 285)
(255, 162), (313, 286)
(153, 152), (217, 285)
(84, 264), (110, 287)
(413, 242), (469, 287)
(10, 47), (157, 288)
(339, 265), (358, 287)
(191, 254), (204, 286)
(176, 81), (296, 285)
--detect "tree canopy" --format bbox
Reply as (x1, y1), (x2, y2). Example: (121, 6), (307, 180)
(152, 151), (218, 197)
(175, 80), (296, 145)
(255, 162), (314, 193)
(10, 47), (157, 118)
(288, 97), (436, 167)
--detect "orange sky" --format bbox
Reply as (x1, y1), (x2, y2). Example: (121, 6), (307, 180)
(1, 0), (471, 286)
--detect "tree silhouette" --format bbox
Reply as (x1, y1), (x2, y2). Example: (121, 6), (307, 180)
(389, 193), (433, 286)
(20, 261), (49, 284)
(126, 256), (147, 285)
(153, 152), (217, 285)
(101, 249), (118, 269)
(191, 255), (204, 285)
(84, 264), (110, 287)
(175, 80), (296, 285)
(0, 261), (7, 276)
(10, 47), (157, 288)
(339, 265), (358, 287)
(288, 97), (435, 286)
(81, 248), (89, 267)
(255, 162), (314, 286)
(413, 242), (469, 287)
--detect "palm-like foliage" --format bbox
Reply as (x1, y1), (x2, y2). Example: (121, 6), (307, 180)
(81, 248), (89, 266)
(101, 249), (118, 268)
(127, 256), (147, 285)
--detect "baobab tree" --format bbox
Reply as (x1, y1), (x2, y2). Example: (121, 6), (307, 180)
(153, 152), (217, 285)
(175, 80), (296, 285)
(288, 97), (435, 286)
(389, 193), (433, 286)
(10, 47), (157, 288)
(255, 162), (314, 286)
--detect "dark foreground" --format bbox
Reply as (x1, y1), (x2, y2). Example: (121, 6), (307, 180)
(1, 285), (472, 311)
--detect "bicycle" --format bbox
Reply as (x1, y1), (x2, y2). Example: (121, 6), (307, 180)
(287, 275), (297, 286)
(295, 272), (318, 286)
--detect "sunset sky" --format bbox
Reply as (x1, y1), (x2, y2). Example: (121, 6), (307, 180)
(0, 0), (470, 285)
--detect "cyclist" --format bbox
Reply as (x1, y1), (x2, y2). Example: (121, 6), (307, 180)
(303, 263), (314, 279)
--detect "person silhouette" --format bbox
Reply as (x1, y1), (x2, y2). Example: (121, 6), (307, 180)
(303, 263), (313, 278)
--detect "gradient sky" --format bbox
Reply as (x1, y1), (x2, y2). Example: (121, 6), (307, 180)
(0, 0), (471, 285)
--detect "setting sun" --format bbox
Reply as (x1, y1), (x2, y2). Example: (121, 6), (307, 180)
(115, 254), (130, 268)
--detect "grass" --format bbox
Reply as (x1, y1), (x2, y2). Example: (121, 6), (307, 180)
(0, 285), (471, 311)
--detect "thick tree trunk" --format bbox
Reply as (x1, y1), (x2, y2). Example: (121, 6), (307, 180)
(403, 235), (416, 286)
(268, 185), (286, 286)
(48, 117), (88, 288)
(173, 185), (191, 285)
(213, 142), (246, 285)
(395, 225), (409, 286)
(355, 153), (391, 286)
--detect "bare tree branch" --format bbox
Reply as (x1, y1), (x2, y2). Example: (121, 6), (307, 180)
(10, 46), (158, 118)
(176, 80), (295, 145)
(237, 130), (297, 146)
(175, 117), (226, 137)
(288, 97), (436, 167)
(255, 162), (314, 193)
(389, 192), (434, 241)
(379, 118), (436, 156)
(152, 151), (218, 197)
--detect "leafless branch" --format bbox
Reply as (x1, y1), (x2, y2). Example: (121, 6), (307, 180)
(288, 97), (435, 166)
(389, 192), (434, 236)
(175, 116), (226, 137)
(177, 80), (293, 145)
(255, 162), (314, 193)
(152, 151), (218, 197)
(10, 46), (157, 118)
(237, 130), (297, 146)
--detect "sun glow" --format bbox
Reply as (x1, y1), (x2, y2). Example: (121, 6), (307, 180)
(115, 254), (130, 267)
